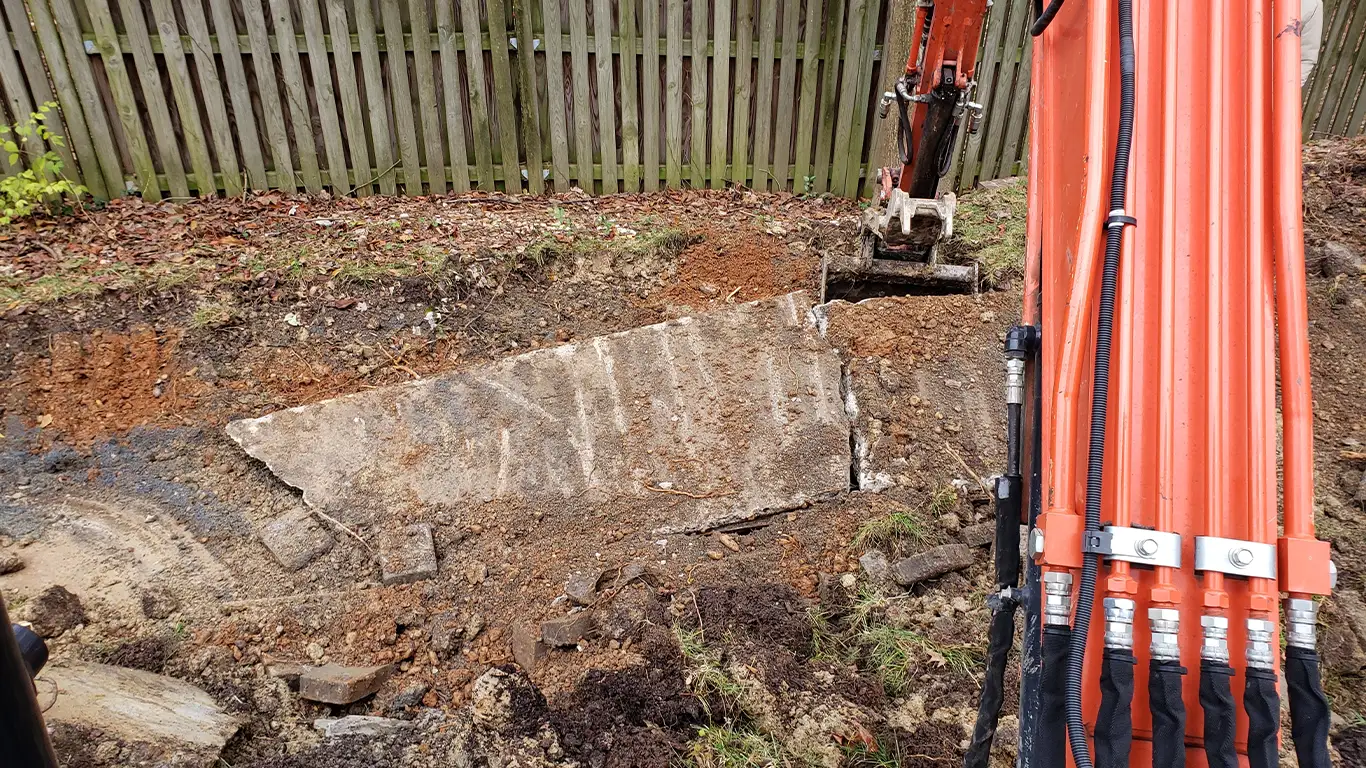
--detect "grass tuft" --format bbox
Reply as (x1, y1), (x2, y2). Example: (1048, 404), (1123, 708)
(947, 179), (1028, 289)
(675, 625), (746, 715)
(852, 486), (957, 554)
(189, 300), (239, 330)
(686, 724), (787, 768)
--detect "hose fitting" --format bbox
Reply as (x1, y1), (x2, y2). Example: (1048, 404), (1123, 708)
(1287, 598), (1319, 650)
(1103, 598), (1136, 650)
(1200, 615), (1230, 664)
(1149, 607), (1181, 661)
(1005, 358), (1026, 406)
(1246, 618), (1276, 670)
(1043, 572), (1073, 627)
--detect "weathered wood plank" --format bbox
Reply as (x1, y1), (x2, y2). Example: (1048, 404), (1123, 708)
(240, 0), (296, 191)
(810, 0), (844, 192)
(569, 0), (596, 188)
(42, 0), (124, 195)
(297, 0), (350, 192)
(3, 0), (79, 183)
(267, 0), (323, 193)
(619, 0), (641, 191)
(379, 0), (423, 192)
(178, 0), (244, 196)
(1310, 1), (1365, 137)
(730, 0), (754, 186)
(689, 0), (707, 186)
(408, 0), (446, 194)
(462, 0), (497, 188)
(641, 0), (661, 190)
(591, 0), (619, 191)
(541, 0), (572, 189)
(840, 0), (879, 195)
(791, 0), (823, 193)
(436, 0), (471, 192)
(978, 0), (1027, 181)
(147, 0), (216, 195)
(771, 0), (801, 190)
(326, 0), (373, 195)
(1328, 15), (1366, 135)
(664, 0), (682, 187)
(115, 0), (188, 198)
(86, 0), (159, 198)
(0, 5), (46, 170)
(709, 0), (732, 188)
(511, 0), (544, 193)
(996, 25), (1033, 181)
(353, 0), (396, 194)
(958, 0), (1011, 188)
(829, 0), (864, 196)
(486, 0), (523, 191)
(1303, 0), (1353, 137)
(750, 0), (777, 190)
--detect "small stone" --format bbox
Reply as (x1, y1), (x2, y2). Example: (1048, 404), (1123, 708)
(94, 741), (120, 762)
(938, 513), (961, 533)
(314, 715), (414, 739)
(471, 667), (547, 730)
(19, 585), (86, 638)
(139, 586), (180, 620)
(541, 612), (594, 647)
(619, 562), (664, 587)
(465, 562), (488, 585)
(388, 682), (430, 712)
(378, 523), (438, 585)
(511, 624), (547, 670)
(429, 611), (465, 653)
(306, 642), (326, 662)
(464, 613), (486, 640)
(565, 570), (602, 606)
(860, 550), (891, 581)
(258, 508), (334, 571)
(0, 552), (24, 575)
(718, 534), (741, 552)
(890, 544), (976, 587)
(299, 663), (393, 705)
(961, 522), (995, 549)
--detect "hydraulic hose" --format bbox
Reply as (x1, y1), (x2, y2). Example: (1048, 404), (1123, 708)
(1031, 0), (1065, 36)
(1199, 660), (1238, 768)
(1018, 346), (1044, 767)
(1243, 666), (1279, 768)
(1036, 626), (1070, 768)
(1148, 660), (1187, 768)
(1093, 648), (1135, 768)
(1066, 0), (1136, 766)
(1287, 645), (1332, 768)
(0, 597), (57, 767)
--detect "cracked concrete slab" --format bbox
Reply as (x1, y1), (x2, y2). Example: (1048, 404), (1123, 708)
(228, 292), (850, 532)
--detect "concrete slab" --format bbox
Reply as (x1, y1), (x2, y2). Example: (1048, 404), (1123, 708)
(378, 523), (438, 585)
(228, 292), (850, 532)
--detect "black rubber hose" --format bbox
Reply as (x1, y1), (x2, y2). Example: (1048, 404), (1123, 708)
(1244, 666), (1279, 768)
(1148, 660), (1187, 768)
(0, 597), (58, 767)
(1287, 646), (1333, 768)
(1031, 0), (1066, 36)
(1066, 0), (1135, 765)
(1037, 626), (1070, 768)
(1019, 345), (1044, 767)
(1094, 648), (1135, 768)
(1199, 661), (1238, 768)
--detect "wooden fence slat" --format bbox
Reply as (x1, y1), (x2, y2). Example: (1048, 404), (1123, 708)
(379, 0), (422, 192)
(487, 0), (523, 190)
(86, 0), (159, 199)
(267, 0), (323, 193)
(466, 0), (500, 189)
(664, 0), (682, 187)
(179, 0), (245, 196)
(41, 0), (124, 196)
(840, 0), (879, 195)
(1303, 0), (1352, 136)
(17, 0), (102, 194)
(689, 0), (706, 186)
(205, 0), (266, 190)
(115, 0), (188, 198)
(296, 0), (351, 192)
(435, 0), (471, 191)
(1328, 17), (1366, 135)
(566, 0), (594, 188)
(408, 0), (446, 194)
(641, 0), (660, 190)
(511, 0), (543, 192)
(709, 0), (731, 188)
(791, 0), (823, 193)
(730, 0), (753, 186)
(750, 0), (777, 190)
(829, 0), (864, 195)
(241, 0), (297, 191)
(771, 0), (800, 190)
(592, 0), (619, 191)
(957, 0), (1010, 189)
(3, 0), (78, 180)
(811, 0), (844, 192)
(147, 0), (216, 195)
(979, 0), (1027, 180)
(0, 5), (46, 168)
(540, 0), (571, 189)
(619, 0), (641, 191)
(326, 0), (373, 195)
(354, 0), (396, 194)
(1311, 2), (1366, 139)
(997, 25), (1032, 179)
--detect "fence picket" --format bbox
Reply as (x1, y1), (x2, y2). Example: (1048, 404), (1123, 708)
(241, 0), (297, 191)
(267, 0), (323, 192)
(25, 0), (106, 197)
(85, 0), (160, 199)
(354, 0), (396, 194)
(592, 0), (618, 191)
(568, 0), (594, 188)
(3, 0), (78, 181)
(997, 26), (1032, 178)
(540, 0), (572, 189)
(791, 0), (822, 193)
(811, 0), (844, 193)
(42, 0), (124, 196)
(487, 0), (523, 191)
(957, 0), (1010, 189)
(665, 0), (682, 187)
(436, 0), (471, 191)
(116, 0), (188, 198)
(512, 0), (544, 193)
(771, 0), (800, 190)
(299, 0), (351, 192)
(709, 0), (731, 188)
(641, 0), (661, 190)
(751, 0), (777, 190)
(409, 0), (447, 194)
(327, 0), (373, 195)
(829, 0), (864, 196)
(619, 0), (642, 191)
(0, 4), (47, 169)
(380, 0), (423, 192)
(730, 0), (753, 186)
(978, 0), (1027, 180)
(689, 0), (707, 186)
(180, 0), (245, 195)
(840, 0), (879, 195)
(147, 0), (215, 195)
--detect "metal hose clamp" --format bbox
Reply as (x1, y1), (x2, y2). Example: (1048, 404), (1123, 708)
(1246, 618), (1276, 669)
(1287, 598), (1319, 650)
(1103, 598), (1136, 650)
(1149, 607), (1180, 662)
(1200, 615), (1230, 663)
(1043, 572), (1073, 627)
(1005, 358), (1026, 405)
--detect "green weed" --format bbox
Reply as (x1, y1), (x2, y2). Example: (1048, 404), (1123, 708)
(675, 625), (746, 714)
(948, 179), (1028, 288)
(0, 102), (86, 226)
(189, 300), (239, 330)
(686, 724), (787, 768)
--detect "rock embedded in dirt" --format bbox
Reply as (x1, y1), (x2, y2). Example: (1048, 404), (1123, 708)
(429, 611), (465, 654)
(1318, 241), (1364, 277)
(265, 658), (306, 690)
(890, 544), (976, 587)
(378, 523), (438, 585)
(299, 663), (393, 705)
(471, 666), (548, 733)
(542, 612), (594, 647)
(859, 550), (891, 581)
(257, 507), (335, 571)
(388, 682), (430, 712)
(0, 551), (24, 575)
(961, 522), (995, 548)
(564, 569), (603, 605)
(314, 715), (415, 739)
(19, 585), (86, 637)
(511, 624), (548, 670)
(595, 584), (667, 642)
(619, 561), (665, 588)
(139, 586), (179, 620)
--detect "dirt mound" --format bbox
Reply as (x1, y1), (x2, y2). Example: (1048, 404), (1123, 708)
(1304, 136), (1366, 255)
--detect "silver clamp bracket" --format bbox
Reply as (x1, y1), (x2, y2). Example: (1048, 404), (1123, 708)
(1193, 536), (1277, 580)
(1082, 526), (1182, 569)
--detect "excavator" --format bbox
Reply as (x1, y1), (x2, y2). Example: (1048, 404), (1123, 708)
(846, 0), (1336, 766)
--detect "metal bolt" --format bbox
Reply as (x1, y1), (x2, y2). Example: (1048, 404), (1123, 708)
(1229, 548), (1254, 568)
(1028, 528), (1045, 559)
(1136, 538), (1159, 558)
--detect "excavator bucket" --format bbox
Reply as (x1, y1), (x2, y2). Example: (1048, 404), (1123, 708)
(823, 190), (977, 300)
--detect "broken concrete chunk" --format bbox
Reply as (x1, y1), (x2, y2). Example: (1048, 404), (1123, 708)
(428, 611), (465, 654)
(471, 667), (547, 731)
(565, 570), (604, 606)
(265, 658), (306, 690)
(511, 624), (548, 670)
(891, 544), (976, 587)
(541, 612), (594, 647)
(859, 550), (891, 581)
(19, 585), (85, 637)
(258, 508), (334, 571)
(961, 522), (996, 549)
(226, 293), (850, 533)
(314, 715), (414, 739)
(299, 663), (393, 705)
(619, 562), (665, 588)
(0, 551), (24, 575)
(378, 523), (438, 585)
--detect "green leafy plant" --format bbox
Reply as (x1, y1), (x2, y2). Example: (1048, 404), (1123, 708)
(0, 102), (85, 225)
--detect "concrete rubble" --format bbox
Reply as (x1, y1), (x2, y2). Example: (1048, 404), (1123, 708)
(314, 715), (415, 739)
(890, 543), (976, 586)
(227, 292), (850, 533)
(378, 523), (438, 585)
(299, 663), (393, 705)
(257, 507), (334, 571)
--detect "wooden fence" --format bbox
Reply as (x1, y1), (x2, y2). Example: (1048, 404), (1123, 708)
(1303, 0), (1366, 140)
